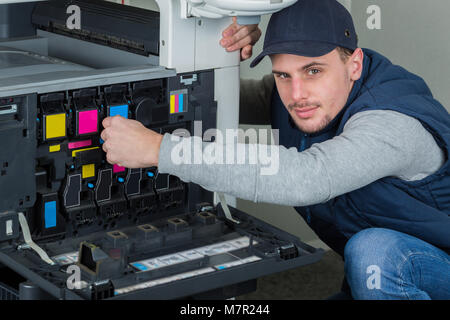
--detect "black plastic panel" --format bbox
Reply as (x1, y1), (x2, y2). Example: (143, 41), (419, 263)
(32, 0), (160, 56)
(0, 94), (37, 212)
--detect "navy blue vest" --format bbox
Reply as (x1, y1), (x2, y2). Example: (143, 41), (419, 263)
(271, 49), (450, 257)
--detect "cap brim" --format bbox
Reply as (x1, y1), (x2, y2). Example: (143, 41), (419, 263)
(250, 41), (338, 68)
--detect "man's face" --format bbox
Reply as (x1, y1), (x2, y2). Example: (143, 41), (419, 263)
(271, 48), (363, 133)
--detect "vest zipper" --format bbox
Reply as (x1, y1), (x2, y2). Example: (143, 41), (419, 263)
(306, 208), (311, 224)
(299, 133), (308, 152)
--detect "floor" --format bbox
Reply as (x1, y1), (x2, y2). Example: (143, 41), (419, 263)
(237, 250), (345, 300)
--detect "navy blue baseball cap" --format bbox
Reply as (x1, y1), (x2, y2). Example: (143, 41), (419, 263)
(250, 0), (358, 68)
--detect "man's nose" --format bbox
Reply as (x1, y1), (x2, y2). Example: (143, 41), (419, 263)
(291, 78), (308, 101)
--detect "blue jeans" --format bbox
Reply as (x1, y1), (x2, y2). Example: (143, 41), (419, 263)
(344, 228), (450, 300)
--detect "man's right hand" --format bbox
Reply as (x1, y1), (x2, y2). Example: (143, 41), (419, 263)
(220, 17), (262, 61)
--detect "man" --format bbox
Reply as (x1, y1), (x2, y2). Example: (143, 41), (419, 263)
(101, 0), (450, 299)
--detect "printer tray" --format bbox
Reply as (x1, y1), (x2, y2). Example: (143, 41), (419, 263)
(0, 204), (324, 300)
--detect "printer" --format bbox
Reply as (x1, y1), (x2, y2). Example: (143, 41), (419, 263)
(0, 0), (323, 300)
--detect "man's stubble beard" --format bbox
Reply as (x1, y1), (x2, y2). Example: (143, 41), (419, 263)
(288, 103), (333, 134)
(293, 114), (332, 134)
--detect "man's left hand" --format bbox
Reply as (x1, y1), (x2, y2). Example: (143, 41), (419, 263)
(220, 17), (261, 61)
(101, 116), (162, 168)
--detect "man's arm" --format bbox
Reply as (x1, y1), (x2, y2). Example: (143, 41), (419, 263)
(239, 74), (275, 125)
(158, 110), (445, 206)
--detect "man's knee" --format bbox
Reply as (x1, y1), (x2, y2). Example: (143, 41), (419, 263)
(344, 228), (407, 262)
(344, 228), (405, 299)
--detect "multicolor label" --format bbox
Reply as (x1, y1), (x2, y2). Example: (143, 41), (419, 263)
(129, 236), (258, 273)
(52, 251), (79, 265)
(170, 90), (187, 114)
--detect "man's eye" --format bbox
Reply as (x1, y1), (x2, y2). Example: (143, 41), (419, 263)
(307, 69), (321, 75)
(276, 73), (289, 79)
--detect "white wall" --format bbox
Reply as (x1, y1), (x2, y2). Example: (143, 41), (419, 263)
(240, 14), (272, 80)
(351, 0), (450, 112)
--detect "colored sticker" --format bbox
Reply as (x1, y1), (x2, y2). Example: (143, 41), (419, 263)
(45, 113), (66, 140)
(179, 250), (204, 261)
(49, 144), (61, 153)
(44, 201), (57, 229)
(78, 109), (98, 135)
(67, 252), (79, 262)
(179, 94), (183, 112)
(141, 259), (167, 270)
(130, 263), (149, 271)
(53, 255), (72, 265)
(113, 164), (125, 173)
(109, 105), (129, 119)
(170, 95), (175, 114)
(156, 254), (187, 266)
(68, 139), (92, 150)
(169, 92), (186, 114)
(175, 94), (179, 113)
(82, 164), (95, 179)
(72, 146), (100, 158)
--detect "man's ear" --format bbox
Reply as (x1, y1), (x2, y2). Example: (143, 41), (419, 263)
(348, 48), (364, 81)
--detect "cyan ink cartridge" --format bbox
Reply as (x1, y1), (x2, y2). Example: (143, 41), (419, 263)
(104, 87), (130, 178)
(107, 104), (129, 119)
(104, 84), (130, 120)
